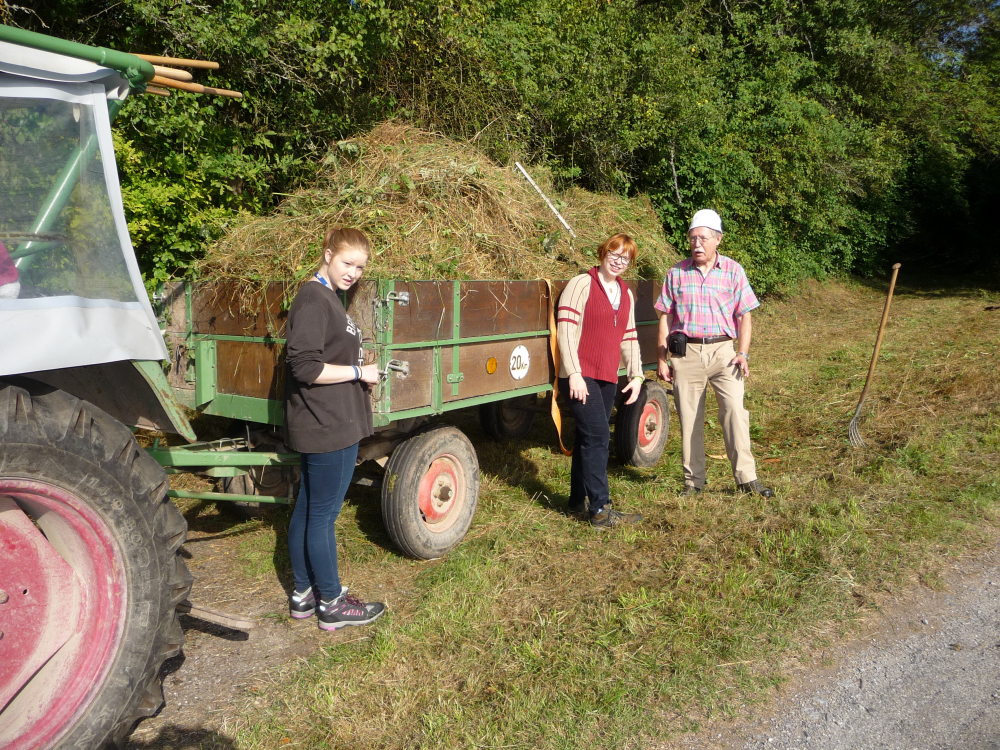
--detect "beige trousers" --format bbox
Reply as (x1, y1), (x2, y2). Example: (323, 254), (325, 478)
(670, 340), (757, 488)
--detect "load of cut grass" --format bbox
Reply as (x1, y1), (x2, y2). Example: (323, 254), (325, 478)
(198, 122), (678, 285)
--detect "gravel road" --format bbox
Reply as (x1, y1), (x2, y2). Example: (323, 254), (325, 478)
(680, 547), (1000, 750)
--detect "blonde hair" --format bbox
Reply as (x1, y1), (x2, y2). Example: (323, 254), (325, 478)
(322, 226), (371, 260)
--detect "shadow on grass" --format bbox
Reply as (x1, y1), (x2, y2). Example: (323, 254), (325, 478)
(126, 723), (239, 749)
(853, 270), (1000, 298)
(465, 403), (667, 513)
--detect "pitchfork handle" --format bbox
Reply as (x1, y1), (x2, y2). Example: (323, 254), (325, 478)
(854, 263), (901, 418)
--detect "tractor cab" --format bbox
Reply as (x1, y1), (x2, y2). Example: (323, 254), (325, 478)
(0, 32), (168, 375)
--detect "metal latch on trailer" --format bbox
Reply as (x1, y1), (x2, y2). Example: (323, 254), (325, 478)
(378, 291), (410, 307)
(382, 359), (410, 377)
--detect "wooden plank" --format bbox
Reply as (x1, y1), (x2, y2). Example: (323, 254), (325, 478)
(636, 325), (660, 368)
(390, 281), (454, 345)
(633, 279), (660, 322)
(343, 281), (379, 344)
(190, 281), (289, 338)
(381, 348), (436, 412)
(458, 281), (549, 338)
(443, 337), (552, 403)
(216, 340), (284, 400)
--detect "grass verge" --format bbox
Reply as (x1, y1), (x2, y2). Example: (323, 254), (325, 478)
(219, 279), (1000, 749)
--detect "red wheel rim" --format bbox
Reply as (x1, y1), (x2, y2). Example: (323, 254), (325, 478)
(637, 400), (662, 452)
(0, 480), (126, 750)
(417, 454), (466, 533)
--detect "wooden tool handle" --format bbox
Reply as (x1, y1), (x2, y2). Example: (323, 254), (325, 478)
(856, 263), (901, 409)
(150, 75), (244, 99)
(137, 53), (220, 70)
(152, 65), (193, 82)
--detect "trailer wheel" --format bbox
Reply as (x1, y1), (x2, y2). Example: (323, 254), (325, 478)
(614, 381), (670, 468)
(220, 465), (294, 520)
(218, 423), (296, 520)
(479, 397), (536, 441)
(382, 425), (480, 559)
(0, 379), (192, 750)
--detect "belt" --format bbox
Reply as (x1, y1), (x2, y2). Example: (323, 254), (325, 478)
(686, 335), (732, 345)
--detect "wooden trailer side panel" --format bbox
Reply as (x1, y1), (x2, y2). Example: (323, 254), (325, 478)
(457, 281), (548, 338)
(443, 337), (551, 403)
(384, 281), (453, 345)
(216, 340), (284, 401)
(381, 348), (435, 412)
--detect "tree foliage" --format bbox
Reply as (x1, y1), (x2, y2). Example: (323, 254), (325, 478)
(6, 0), (999, 289)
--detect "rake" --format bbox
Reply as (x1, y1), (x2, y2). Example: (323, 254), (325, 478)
(849, 263), (901, 448)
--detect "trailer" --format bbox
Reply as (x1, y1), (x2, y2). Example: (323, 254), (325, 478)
(148, 277), (672, 559)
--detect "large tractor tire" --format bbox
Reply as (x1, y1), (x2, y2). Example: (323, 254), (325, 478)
(382, 425), (480, 560)
(614, 380), (670, 468)
(478, 397), (536, 441)
(0, 378), (193, 750)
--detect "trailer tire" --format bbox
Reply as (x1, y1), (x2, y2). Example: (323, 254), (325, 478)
(220, 467), (294, 520)
(0, 378), (192, 750)
(381, 425), (479, 560)
(614, 380), (670, 468)
(218, 422), (296, 520)
(478, 397), (536, 441)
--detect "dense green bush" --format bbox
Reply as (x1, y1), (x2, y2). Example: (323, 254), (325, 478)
(5, 0), (998, 289)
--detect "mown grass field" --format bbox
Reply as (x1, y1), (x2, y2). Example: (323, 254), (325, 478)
(216, 278), (1000, 749)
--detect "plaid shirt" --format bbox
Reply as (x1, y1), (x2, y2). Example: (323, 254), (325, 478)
(654, 254), (759, 339)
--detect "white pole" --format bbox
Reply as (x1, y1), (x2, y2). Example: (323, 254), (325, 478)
(514, 162), (576, 239)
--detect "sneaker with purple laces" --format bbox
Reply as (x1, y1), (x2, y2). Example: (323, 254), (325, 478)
(318, 591), (386, 631)
(289, 586), (317, 619)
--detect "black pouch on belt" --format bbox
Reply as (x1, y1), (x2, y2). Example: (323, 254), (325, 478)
(668, 331), (688, 357)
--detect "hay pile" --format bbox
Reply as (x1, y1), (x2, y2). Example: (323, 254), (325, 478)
(199, 122), (677, 284)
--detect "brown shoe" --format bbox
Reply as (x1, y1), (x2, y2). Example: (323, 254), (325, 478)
(591, 507), (643, 529)
(680, 485), (703, 496)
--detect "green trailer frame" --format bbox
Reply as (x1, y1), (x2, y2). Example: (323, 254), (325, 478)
(146, 277), (667, 509)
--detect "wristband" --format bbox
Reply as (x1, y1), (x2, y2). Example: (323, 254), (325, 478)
(352, 365), (361, 381)
(631, 375), (644, 382)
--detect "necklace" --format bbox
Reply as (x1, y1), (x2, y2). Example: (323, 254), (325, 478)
(601, 277), (621, 326)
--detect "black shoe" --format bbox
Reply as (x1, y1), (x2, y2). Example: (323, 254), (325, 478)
(567, 501), (587, 519)
(318, 591), (386, 631)
(289, 587), (317, 619)
(737, 480), (774, 498)
(680, 485), (703, 496)
(591, 507), (643, 529)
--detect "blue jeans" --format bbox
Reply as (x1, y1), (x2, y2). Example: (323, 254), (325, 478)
(287, 442), (358, 600)
(560, 376), (617, 516)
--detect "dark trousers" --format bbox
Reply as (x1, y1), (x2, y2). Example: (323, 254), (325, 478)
(560, 376), (617, 515)
(287, 442), (358, 601)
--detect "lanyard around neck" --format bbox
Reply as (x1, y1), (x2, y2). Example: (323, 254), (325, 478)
(314, 272), (331, 288)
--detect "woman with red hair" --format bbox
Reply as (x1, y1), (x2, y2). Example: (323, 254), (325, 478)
(556, 233), (645, 528)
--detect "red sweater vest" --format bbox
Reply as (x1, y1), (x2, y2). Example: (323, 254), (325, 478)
(578, 267), (627, 382)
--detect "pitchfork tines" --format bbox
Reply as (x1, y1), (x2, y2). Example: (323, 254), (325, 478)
(848, 403), (866, 449)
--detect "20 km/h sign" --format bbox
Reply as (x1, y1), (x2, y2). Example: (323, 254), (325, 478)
(509, 345), (530, 380)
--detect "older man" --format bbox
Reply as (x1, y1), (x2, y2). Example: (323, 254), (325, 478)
(655, 209), (773, 498)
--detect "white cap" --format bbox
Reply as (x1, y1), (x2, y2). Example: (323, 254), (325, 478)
(689, 208), (723, 234)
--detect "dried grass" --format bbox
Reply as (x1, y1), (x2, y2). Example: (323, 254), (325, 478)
(198, 122), (678, 287)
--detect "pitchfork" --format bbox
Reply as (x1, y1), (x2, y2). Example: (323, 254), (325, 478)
(849, 263), (901, 448)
